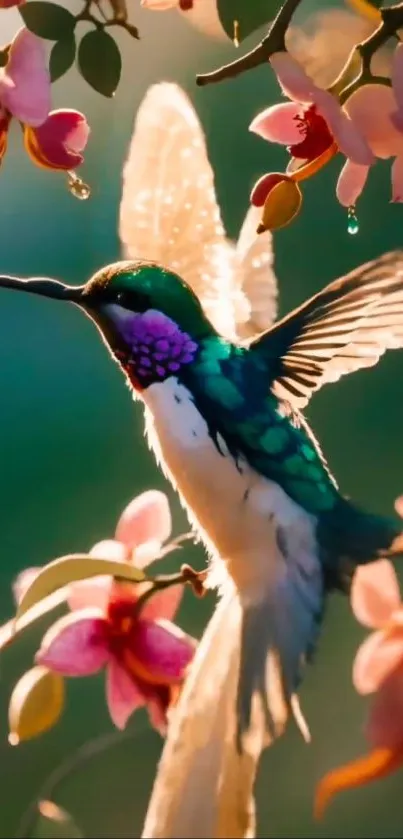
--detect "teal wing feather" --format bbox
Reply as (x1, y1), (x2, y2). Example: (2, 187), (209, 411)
(183, 338), (339, 516)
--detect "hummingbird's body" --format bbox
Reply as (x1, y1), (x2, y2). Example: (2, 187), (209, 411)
(4, 83), (403, 838)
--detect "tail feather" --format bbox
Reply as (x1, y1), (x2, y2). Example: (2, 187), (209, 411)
(318, 497), (403, 591)
(141, 587), (269, 839)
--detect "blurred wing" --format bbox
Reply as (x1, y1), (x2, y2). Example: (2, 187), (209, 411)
(119, 82), (241, 339)
(250, 251), (403, 408)
(119, 83), (278, 341)
(233, 205), (278, 339)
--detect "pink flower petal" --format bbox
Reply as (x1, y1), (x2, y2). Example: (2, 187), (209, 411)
(391, 154), (403, 202)
(146, 691), (168, 735)
(345, 84), (403, 159)
(351, 561), (401, 628)
(392, 43), (403, 123)
(89, 539), (128, 561)
(0, 28), (50, 126)
(314, 88), (374, 165)
(26, 109), (89, 170)
(366, 666), (403, 749)
(269, 51), (316, 104)
(68, 576), (114, 613)
(36, 609), (110, 676)
(353, 627), (403, 694)
(141, 0), (178, 7)
(115, 490), (171, 558)
(105, 657), (146, 729)
(140, 584), (183, 623)
(336, 159), (369, 206)
(249, 103), (303, 145)
(132, 618), (195, 683)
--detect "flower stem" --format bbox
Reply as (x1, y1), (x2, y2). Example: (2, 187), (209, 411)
(196, 0), (303, 87)
(136, 564), (208, 614)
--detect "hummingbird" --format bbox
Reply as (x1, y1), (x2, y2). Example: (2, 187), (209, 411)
(2, 84), (403, 837)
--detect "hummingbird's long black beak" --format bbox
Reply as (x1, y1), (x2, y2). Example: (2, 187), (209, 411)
(0, 275), (84, 303)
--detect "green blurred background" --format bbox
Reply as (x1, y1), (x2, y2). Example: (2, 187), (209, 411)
(1, 1), (403, 836)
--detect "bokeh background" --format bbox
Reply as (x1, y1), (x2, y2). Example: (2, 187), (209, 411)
(1, 1), (403, 836)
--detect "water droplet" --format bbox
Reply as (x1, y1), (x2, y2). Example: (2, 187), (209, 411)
(347, 205), (359, 235)
(233, 19), (240, 47)
(67, 171), (91, 201)
(8, 732), (19, 746)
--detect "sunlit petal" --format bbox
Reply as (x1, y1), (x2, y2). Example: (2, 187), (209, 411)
(36, 609), (109, 676)
(351, 560), (401, 628)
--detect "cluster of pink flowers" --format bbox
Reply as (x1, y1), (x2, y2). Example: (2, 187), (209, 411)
(250, 46), (403, 231)
(316, 543), (403, 817)
(0, 27), (89, 184)
(13, 490), (195, 734)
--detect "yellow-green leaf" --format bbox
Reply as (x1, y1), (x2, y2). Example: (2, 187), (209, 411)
(30, 801), (83, 839)
(0, 588), (68, 654)
(9, 666), (64, 744)
(16, 554), (146, 623)
(258, 178), (302, 233)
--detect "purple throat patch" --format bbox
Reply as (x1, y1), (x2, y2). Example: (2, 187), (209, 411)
(119, 310), (198, 385)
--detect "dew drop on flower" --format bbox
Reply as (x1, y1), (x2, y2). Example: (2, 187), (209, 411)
(67, 171), (91, 201)
(347, 205), (359, 235)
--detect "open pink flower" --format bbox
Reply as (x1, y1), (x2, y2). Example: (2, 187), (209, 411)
(35, 490), (195, 732)
(0, 27), (89, 175)
(249, 51), (373, 229)
(338, 47), (403, 206)
(0, 27), (50, 129)
(250, 52), (373, 170)
(315, 557), (403, 817)
(24, 109), (89, 171)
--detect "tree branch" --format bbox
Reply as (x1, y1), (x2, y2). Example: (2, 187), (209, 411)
(196, 0), (303, 87)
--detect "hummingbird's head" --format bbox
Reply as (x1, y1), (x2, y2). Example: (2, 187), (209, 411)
(0, 260), (213, 390)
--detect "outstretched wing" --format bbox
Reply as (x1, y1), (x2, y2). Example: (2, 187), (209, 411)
(234, 206), (277, 339)
(119, 83), (277, 340)
(250, 251), (403, 408)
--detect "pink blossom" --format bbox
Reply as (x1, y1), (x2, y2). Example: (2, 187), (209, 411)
(0, 28), (50, 127)
(250, 51), (373, 169)
(24, 109), (90, 171)
(0, 27), (89, 175)
(315, 556), (403, 818)
(35, 490), (195, 732)
(141, 0), (226, 39)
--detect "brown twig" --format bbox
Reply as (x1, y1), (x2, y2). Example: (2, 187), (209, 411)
(332, 2), (403, 102)
(135, 563), (208, 614)
(76, 0), (139, 38)
(196, 0), (303, 87)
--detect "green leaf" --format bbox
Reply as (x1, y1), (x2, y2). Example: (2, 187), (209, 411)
(49, 34), (76, 82)
(30, 802), (83, 839)
(20, 2), (76, 40)
(8, 666), (65, 744)
(217, 0), (280, 43)
(78, 29), (122, 97)
(16, 554), (146, 623)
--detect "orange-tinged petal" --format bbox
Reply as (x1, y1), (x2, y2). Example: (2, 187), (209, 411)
(257, 178), (302, 233)
(290, 141), (338, 182)
(315, 747), (403, 820)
